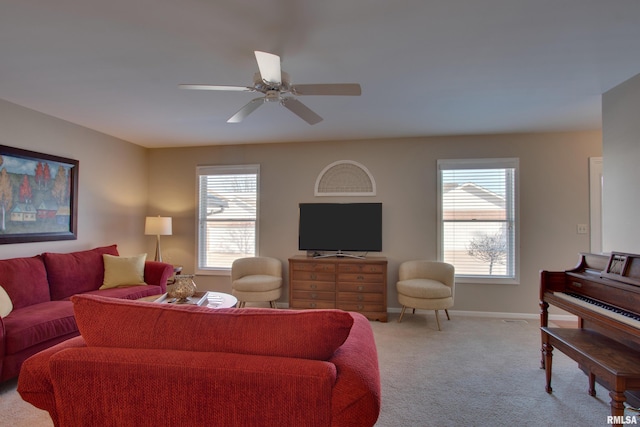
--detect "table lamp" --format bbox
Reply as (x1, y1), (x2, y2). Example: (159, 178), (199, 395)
(145, 216), (172, 262)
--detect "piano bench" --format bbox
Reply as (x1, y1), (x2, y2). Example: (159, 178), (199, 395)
(541, 327), (640, 426)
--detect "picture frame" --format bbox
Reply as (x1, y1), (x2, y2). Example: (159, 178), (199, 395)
(600, 251), (640, 287)
(605, 252), (628, 276)
(0, 145), (78, 244)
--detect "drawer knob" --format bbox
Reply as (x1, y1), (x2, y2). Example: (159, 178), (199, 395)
(357, 285), (364, 291)
(357, 295), (364, 301)
(310, 274), (317, 280)
(310, 284), (317, 290)
(357, 305), (364, 310)
(357, 275), (364, 280)
(310, 303), (317, 308)
(311, 293), (317, 298)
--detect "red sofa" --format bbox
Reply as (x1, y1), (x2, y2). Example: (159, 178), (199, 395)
(18, 294), (381, 427)
(0, 245), (173, 382)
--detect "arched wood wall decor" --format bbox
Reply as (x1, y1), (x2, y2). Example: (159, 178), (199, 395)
(315, 160), (376, 196)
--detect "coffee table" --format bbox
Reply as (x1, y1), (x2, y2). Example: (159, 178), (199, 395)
(140, 291), (237, 308)
(202, 291), (238, 308)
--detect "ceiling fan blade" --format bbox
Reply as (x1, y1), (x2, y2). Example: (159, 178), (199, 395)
(227, 98), (265, 123)
(291, 83), (361, 96)
(254, 51), (282, 85)
(179, 84), (254, 92)
(281, 98), (323, 125)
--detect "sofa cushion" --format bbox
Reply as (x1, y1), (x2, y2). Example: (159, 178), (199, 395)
(2, 301), (77, 354)
(0, 285), (13, 317)
(43, 245), (119, 300)
(0, 255), (50, 309)
(72, 294), (354, 361)
(100, 254), (147, 289)
(84, 285), (163, 300)
(397, 278), (452, 299)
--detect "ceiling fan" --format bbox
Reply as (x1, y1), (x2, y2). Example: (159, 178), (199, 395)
(179, 51), (361, 125)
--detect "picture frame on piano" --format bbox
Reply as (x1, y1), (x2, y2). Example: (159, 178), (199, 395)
(601, 252), (640, 287)
(606, 253), (628, 275)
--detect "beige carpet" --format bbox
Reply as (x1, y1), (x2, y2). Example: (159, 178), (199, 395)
(0, 378), (52, 426)
(372, 313), (627, 426)
(0, 313), (634, 426)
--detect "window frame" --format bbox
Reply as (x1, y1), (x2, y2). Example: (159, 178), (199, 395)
(437, 158), (520, 285)
(195, 164), (260, 275)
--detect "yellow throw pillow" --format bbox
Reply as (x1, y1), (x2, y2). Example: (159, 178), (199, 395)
(0, 285), (13, 317)
(100, 254), (147, 289)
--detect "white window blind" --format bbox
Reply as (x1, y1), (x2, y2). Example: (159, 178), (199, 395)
(196, 165), (259, 272)
(437, 158), (519, 284)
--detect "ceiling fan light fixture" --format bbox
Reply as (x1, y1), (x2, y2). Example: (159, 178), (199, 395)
(265, 91), (281, 102)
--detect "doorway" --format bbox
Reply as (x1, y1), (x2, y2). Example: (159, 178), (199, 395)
(589, 157), (603, 253)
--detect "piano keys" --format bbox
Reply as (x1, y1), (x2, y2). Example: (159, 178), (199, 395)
(553, 292), (640, 328)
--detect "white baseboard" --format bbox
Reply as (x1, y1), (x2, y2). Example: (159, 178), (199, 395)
(450, 310), (577, 322)
(386, 307), (577, 322)
(277, 304), (577, 322)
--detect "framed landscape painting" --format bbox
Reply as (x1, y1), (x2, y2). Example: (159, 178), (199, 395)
(0, 145), (78, 244)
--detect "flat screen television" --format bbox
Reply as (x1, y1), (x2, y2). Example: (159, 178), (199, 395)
(298, 203), (382, 255)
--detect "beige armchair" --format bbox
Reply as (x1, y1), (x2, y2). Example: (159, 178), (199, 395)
(231, 257), (283, 308)
(396, 260), (455, 330)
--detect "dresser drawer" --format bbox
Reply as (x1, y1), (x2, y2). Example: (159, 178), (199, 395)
(338, 263), (385, 274)
(338, 292), (384, 303)
(292, 271), (336, 282)
(290, 300), (336, 309)
(337, 282), (385, 293)
(292, 262), (336, 273)
(338, 272), (384, 283)
(291, 290), (335, 301)
(290, 280), (335, 291)
(337, 302), (386, 313)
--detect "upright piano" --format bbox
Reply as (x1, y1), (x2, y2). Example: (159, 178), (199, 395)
(540, 252), (640, 423)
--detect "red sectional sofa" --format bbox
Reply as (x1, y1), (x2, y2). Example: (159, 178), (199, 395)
(0, 245), (173, 382)
(18, 294), (381, 427)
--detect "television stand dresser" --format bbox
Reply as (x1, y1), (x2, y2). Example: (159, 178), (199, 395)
(288, 255), (387, 322)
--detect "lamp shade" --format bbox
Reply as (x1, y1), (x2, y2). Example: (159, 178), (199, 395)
(145, 216), (172, 236)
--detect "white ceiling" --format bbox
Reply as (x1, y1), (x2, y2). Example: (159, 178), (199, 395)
(1, 0), (640, 148)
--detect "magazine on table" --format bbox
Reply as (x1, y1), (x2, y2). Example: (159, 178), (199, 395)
(153, 291), (209, 306)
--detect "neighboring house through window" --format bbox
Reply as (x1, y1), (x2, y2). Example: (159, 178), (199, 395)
(437, 158), (519, 284)
(196, 165), (259, 273)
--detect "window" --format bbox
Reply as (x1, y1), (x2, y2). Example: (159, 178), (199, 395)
(196, 165), (259, 273)
(437, 158), (519, 284)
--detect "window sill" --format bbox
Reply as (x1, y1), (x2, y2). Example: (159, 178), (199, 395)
(195, 268), (231, 277)
(455, 276), (520, 285)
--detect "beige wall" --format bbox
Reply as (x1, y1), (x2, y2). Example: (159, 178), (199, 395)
(148, 131), (602, 314)
(0, 99), (149, 260)
(602, 72), (640, 253)
(0, 95), (603, 315)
